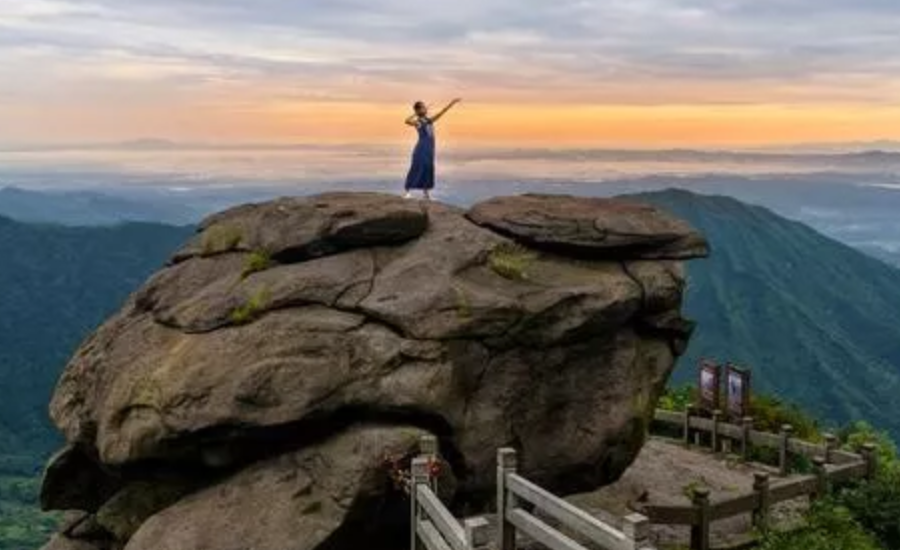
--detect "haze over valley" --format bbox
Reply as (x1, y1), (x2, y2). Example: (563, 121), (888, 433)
(3, 143), (900, 266)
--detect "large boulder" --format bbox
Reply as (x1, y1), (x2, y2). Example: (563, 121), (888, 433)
(124, 427), (433, 550)
(468, 194), (709, 259)
(42, 192), (708, 550)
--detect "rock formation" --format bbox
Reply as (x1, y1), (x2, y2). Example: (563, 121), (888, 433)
(40, 192), (708, 550)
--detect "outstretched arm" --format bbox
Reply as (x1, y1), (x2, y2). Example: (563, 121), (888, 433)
(430, 98), (462, 123)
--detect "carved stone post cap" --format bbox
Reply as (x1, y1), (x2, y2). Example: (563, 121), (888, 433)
(419, 435), (438, 456)
(497, 448), (518, 469)
(464, 517), (491, 547)
(411, 457), (431, 478)
(623, 513), (651, 540)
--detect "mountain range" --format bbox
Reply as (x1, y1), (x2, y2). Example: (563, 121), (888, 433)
(3, 187), (900, 550)
(3, 188), (900, 475)
(4, 139), (900, 154)
(637, 190), (900, 434)
(0, 187), (201, 226)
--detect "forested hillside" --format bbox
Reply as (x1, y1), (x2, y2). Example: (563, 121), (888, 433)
(637, 190), (900, 438)
(0, 216), (193, 469)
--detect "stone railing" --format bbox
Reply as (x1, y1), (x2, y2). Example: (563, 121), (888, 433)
(410, 436), (490, 550)
(646, 408), (878, 550)
(409, 437), (655, 550)
(496, 448), (656, 550)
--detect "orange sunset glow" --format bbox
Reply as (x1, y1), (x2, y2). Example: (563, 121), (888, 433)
(3, 1), (900, 148)
(7, 101), (900, 148)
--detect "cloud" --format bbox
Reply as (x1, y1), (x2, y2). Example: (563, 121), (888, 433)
(2, 0), (900, 143)
(3, 0), (900, 97)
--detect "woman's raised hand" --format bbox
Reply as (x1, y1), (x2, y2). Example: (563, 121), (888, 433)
(431, 98), (463, 122)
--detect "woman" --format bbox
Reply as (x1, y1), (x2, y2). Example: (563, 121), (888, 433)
(404, 98), (462, 199)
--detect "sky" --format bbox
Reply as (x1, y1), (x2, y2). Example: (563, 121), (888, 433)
(2, 0), (900, 147)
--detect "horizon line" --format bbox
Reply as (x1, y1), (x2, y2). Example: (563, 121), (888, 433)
(3, 138), (900, 155)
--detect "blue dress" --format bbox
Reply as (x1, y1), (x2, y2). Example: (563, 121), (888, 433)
(405, 117), (435, 190)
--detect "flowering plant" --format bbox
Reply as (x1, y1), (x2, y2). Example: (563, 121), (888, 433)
(383, 453), (442, 494)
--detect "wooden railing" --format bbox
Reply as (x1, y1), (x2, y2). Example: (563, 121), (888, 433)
(497, 448), (657, 550)
(646, 408), (879, 550)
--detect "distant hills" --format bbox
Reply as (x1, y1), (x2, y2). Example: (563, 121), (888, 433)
(856, 244), (900, 268)
(3, 188), (900, 475)
(638, 190), (900, 436)
(0, 216), (193, 471)
(3, 138), (900, 154)
(0, 187), (201, 226)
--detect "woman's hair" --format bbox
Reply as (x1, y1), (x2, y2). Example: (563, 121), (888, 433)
(413, 101), (426, 111)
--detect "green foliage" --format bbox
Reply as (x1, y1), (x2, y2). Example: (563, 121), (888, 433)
(832, 422), (900, 549)
(836, 470), (900, 549)
(840, 422), (899, 471)
(750, 394), (822, 442)
(241, 250), (273, 279)
(743, 406), (900, 549)
(660, 386), (823, 472)
(659, 386), (821, 441)
(0, 476), (60, 550)
(681, 480), (706, 500)
(230, 287), (271, 325)
(757, 503), (881, 550)
(659, 386), (695, 412)
(201, 223), (243, 255)
(488, 242), (537, 280)
(0, 219), (193, 463)
(0, 219), (190, 549)
(452, 285), (473, 319)
(638, 190), (900, 440)
(662, 390), (900, 548)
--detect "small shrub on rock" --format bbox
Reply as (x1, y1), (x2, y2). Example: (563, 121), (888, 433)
(242, 250), (273, 279)
(488, 243), (537, 281)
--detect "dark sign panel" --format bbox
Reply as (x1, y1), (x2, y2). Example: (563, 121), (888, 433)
(726, 364), (751, 420)
(698, 360), (721, 412)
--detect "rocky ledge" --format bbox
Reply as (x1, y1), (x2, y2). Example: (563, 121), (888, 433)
(40, 192), (708, 550)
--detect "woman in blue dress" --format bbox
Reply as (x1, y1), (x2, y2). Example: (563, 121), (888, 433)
(404, 98), (462, 199)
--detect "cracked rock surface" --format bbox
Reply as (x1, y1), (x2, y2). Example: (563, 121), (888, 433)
(41, 192), (708, 550)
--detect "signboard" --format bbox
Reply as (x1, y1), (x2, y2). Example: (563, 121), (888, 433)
(698, 360), (721, 412)
(726, 364), (752, 420)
